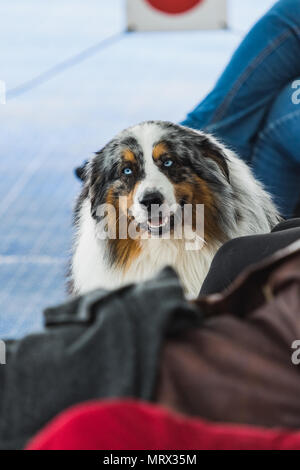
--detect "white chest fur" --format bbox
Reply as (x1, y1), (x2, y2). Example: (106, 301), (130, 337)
(71, 200), (220, 297)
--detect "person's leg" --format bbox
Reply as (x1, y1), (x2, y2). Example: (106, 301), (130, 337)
(251, 80), (300, 218)
(200, 219), (300, 296)
(181, 0), (300, 163)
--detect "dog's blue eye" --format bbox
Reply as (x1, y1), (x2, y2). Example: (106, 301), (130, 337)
(164, 160), (173, 168)
(123, 168), (132, 175)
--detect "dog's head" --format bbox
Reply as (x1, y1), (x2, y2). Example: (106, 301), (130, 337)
(77, 121), (234, 265)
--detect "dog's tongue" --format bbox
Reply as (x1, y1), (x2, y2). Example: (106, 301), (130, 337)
(149, 215), (163, 227)
(147, 215), (169, 228)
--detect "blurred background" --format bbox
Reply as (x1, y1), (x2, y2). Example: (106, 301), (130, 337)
(0, 0), (275, 338)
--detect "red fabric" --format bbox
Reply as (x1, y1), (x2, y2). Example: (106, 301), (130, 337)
(145, 0), (203, 15)
(26, 400), (300, 450)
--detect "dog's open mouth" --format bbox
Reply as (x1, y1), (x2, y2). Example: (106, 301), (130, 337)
(147, 214), (168, 231)
(143, 214), (175, 236)
(129, 206), (180, 237)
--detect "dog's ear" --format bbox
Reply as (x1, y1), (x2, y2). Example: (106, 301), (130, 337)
(74, 160), (89, 182)
(198, 134), (230, 183)
(89, 150), (109, 219)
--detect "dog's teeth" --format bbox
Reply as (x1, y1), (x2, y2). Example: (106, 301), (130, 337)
(147, 216), (169, 230)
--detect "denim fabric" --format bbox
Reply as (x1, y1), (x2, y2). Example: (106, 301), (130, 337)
(181, 0), (300, 217)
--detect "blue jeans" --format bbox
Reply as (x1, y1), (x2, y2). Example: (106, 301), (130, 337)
(181, 0), (300, 218)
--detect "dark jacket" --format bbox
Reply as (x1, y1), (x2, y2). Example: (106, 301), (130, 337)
(1, 241), (300, 449)
(0, 268), (200, 450)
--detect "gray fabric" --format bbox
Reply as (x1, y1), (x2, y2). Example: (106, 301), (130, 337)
(0, 267), (200, 450)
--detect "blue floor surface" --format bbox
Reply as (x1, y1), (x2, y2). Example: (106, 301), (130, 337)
(0, 0), (275, 338)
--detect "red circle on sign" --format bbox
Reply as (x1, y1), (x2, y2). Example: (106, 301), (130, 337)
(145, 0), (203, 15)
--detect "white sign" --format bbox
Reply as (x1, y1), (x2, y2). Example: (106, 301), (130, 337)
(127, 0), (227, 31)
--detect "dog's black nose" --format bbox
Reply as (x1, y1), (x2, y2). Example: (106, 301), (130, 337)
(140, 192), (164, 211)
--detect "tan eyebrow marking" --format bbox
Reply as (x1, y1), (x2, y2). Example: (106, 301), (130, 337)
(123, 149), (136, 163)
(153, 142), (168, 160)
